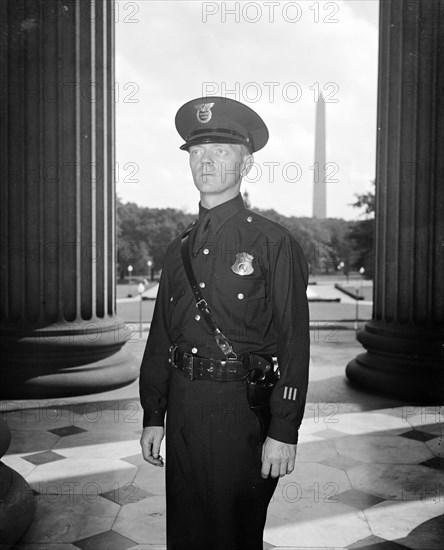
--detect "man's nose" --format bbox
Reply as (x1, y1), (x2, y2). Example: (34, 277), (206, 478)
(201, 149), (213, 163)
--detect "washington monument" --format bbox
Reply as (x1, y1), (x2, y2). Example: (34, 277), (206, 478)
(312, 93), (326, 218)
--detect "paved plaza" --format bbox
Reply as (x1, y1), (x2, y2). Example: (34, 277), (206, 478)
(1, 283), (443, 549)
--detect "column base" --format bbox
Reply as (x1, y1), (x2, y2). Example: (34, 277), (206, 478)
(0, 319), (140, 398)
(0, 464), (36, 548)
(0, 416), (36, 547)
(0, 348), (139, 399)
(346, 322), (444, 402)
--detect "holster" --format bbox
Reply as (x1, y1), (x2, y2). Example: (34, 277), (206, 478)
(243, 353), (279, 443)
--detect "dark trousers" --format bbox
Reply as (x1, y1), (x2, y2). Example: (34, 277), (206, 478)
(165, 369), (278, 550)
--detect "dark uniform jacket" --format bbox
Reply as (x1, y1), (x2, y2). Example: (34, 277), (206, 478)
(140, 193), (310, 444)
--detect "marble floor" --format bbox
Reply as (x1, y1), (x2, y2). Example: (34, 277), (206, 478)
(1, 330), (443, 550)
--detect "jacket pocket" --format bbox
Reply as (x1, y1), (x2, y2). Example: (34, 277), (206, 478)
(214, 273), (268, 326)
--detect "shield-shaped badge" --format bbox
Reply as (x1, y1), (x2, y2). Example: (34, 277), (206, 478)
(194, 103), (215, 124)
(231, 252), (254, 276)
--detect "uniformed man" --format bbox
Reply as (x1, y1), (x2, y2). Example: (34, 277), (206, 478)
(140, 96), (309, 550)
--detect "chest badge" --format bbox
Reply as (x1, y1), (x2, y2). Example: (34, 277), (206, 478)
(231, 252), (254, 276)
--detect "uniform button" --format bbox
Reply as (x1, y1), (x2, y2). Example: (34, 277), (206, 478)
(199, 282), (205, 288)
(247, 216), (253, 222)
(203, 248), (209, 255)
(238, 293), (244, 300)
(169, 296), (174, 302)
(195, 314), (201, 321)
(191, 347), (198, 354)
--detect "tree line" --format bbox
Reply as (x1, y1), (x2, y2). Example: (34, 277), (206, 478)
(116, 187), (374, 280)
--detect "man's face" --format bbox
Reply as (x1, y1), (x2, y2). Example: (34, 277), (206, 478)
(188, 143), (248, 196)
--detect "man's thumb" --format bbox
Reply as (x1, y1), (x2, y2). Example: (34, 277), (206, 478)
(152, 437), (161, 458)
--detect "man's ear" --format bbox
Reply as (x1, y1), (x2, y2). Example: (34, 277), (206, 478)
(241, 154), (254, 177)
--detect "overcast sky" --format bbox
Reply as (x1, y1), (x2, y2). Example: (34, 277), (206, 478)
(115, 0), (379, 220)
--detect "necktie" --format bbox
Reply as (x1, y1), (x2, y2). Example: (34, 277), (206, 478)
(192, 213), (211, 256)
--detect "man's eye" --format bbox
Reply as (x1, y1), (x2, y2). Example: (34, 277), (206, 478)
(215, 148), (226, 155)
(191, 149), (201, 155)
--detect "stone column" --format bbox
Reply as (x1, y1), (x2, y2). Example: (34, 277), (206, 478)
(0, 415), (35, 545)
(346, 0), (444, 401)
(0, 0), (138, 397)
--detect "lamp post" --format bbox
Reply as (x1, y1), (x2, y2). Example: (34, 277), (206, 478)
(354, 267), (365, 332)
(338, 261), (345, 282)
(359, 266), (365, 294)
(147, 260), (153, 282)
(354, 289), (360, 332)
(137, 282), (145, 338)
(127, 265), (133, 297)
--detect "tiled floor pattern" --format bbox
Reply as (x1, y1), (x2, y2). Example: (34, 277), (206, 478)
(1, 332), (443, 550)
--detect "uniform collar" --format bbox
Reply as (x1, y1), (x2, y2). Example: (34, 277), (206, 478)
(198, 193), (245, 235)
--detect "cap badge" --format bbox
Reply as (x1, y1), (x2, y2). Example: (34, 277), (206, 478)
(195, 102), (214, 124)
(231, 252), (254, 276)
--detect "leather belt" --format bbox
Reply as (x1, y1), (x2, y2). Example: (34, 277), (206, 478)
(169, 345), (246, 382)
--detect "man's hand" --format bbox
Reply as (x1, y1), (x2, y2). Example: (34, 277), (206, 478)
(140, 426), (165, 467)
(261, 436), (296, 479)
